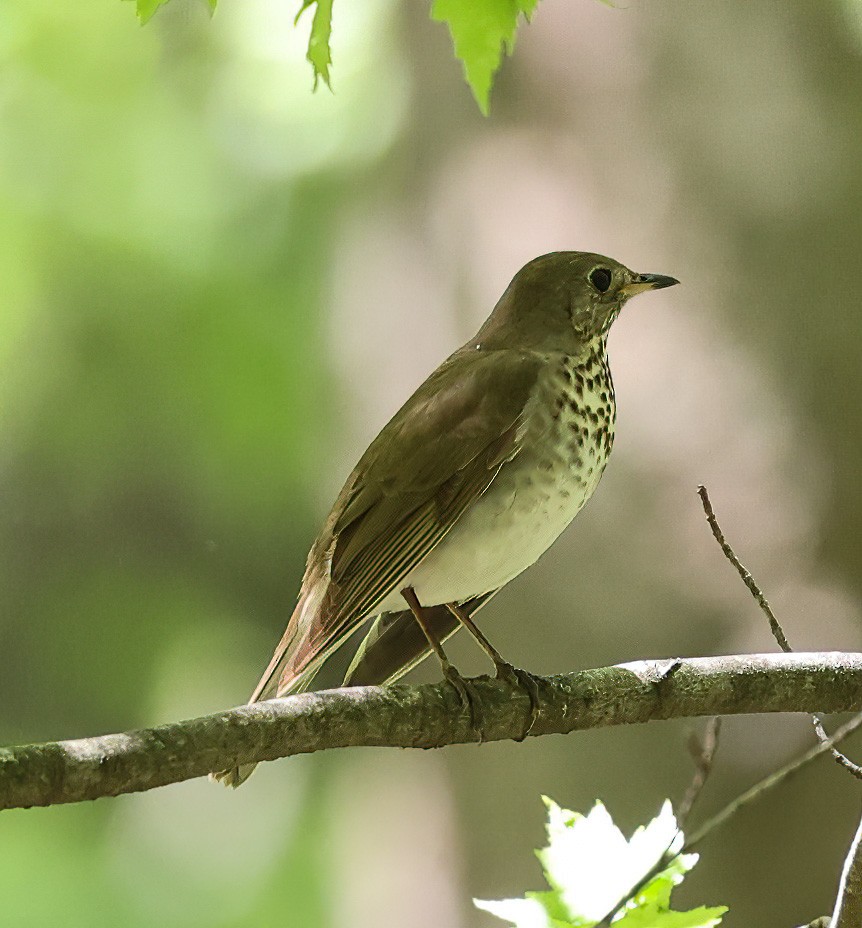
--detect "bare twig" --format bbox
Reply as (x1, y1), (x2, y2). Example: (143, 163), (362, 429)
(697, 485), (790, 652)
(677, 716), (722, 827)
(2, 653), (862, 811)
(812, 715), (862, 780)
(596, 710), (862, 927)
(683, 712), (862, 850)
(697, 485), (862, 781)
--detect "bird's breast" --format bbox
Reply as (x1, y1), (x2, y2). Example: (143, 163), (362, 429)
(383, 349), (617, 610)
(528, 348), (616, 503)
(483, 348), (616, 540)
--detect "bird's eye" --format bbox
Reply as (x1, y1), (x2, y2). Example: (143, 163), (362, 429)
(589, 268), (612, 293)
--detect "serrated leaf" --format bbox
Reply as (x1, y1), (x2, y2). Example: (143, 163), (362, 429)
(296, 0), (334, 89)
(615, 903), (727, 928)
(633, 855), (698, 911)
(614, 859), (726, 928)
(431, 0), (539, 115)
(476, 798), (727, 928)
(525, 890), (574, 924)
(537, 799), (685, 923)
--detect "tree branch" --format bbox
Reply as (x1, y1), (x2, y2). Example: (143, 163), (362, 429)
(2, 652), (862, 811)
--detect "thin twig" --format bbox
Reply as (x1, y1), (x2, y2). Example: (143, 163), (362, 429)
(697, 485), (790, 652)
(594, 830), (683, 928)
(684, 712), (862, 850)
(596, 710), (862, 926)
(813, 715), (862, 780)
(697, 485), (862, 781)
(677, 716), (722, 827)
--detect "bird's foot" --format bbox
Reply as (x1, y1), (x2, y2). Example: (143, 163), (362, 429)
(442, 661), (484, 742)
(494, 661), (541, 741)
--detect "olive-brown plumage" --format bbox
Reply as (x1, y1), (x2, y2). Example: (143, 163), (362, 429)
(215, 251), (678, 786)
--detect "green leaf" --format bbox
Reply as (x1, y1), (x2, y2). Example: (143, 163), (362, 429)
(615, 904), (727, 928)
(123, 0), (171, 25)
(431, 0), (539, 115)
(537, 798), (687, 922)
(525, 891), (575, 925)
(614, 856), (727, 928)
(123, 0), (216, 24)
(475, 798), (727, 928)
(296, 0), (334, 90)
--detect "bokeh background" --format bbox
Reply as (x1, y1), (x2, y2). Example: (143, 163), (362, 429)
(2, 0), (862, 924)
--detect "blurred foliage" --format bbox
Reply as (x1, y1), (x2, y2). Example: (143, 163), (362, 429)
(4, 0), (862, 926)
(476, 799), (726, 928)
(0, 0), (403, 923)
(125, 0), (216, 25)
(130, 0), (543, 112)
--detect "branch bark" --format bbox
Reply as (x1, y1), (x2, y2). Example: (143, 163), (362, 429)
(2, 651), (861, 811)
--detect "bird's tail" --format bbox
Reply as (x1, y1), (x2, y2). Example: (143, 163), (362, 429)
(212, 584), (326, 788)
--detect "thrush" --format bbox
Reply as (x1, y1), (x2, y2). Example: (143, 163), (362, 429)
(214, 251), (678, 786)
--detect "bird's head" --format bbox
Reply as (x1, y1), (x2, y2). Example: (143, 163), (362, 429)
(476, 251), (679, 355)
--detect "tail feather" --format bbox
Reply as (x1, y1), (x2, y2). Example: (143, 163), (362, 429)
(212, 586), (326, 788)
(211, 665), (319, 788)
(343, 590), (499, 687)
(213, 583), (500, 788)
(250, 581), (326, 703)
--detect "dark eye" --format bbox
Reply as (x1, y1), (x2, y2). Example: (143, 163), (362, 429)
(589, 267), (612, 293)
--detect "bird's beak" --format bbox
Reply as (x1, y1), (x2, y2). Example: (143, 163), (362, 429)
(620, 273), (680, 298)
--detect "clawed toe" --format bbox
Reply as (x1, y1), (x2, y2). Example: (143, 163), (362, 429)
(494, 661), (541, 740)
(443, 663), (484, 742)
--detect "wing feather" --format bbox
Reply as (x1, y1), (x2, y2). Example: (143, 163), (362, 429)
(330, 428), (513, 632)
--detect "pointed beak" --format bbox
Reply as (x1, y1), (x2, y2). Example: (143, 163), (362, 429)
(620, 273), (680, 298)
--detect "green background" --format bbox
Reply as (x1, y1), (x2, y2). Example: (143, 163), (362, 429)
(2, 1), (862, 925)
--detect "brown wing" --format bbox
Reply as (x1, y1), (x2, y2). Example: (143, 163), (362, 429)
(289, 347), (543, 679)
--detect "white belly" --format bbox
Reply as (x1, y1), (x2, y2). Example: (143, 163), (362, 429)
(382, 463), (594, 609)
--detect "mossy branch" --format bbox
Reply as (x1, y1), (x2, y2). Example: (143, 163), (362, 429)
(2, 651), (862, 811)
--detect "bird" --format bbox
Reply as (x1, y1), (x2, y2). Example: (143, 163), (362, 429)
(214, 251), (678, 786)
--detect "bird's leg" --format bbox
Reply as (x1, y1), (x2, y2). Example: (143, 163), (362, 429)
(401, 586), (484, 741)
(445, 601), (541, 740)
